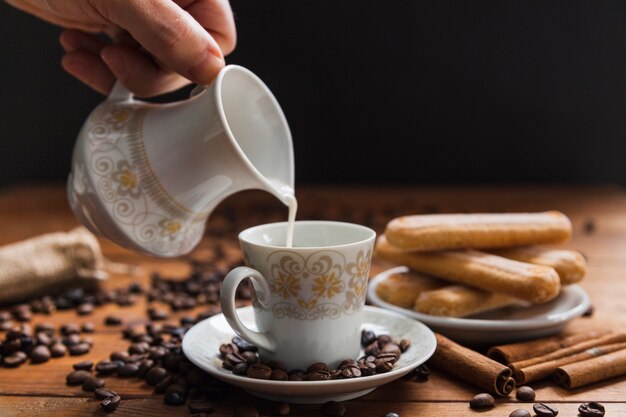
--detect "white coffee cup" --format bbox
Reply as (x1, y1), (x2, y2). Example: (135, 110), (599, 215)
(220, 221), (376, 370)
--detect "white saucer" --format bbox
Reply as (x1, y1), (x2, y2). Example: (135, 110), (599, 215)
(367, 266), (590, 345)
(182, 305), (436, 404)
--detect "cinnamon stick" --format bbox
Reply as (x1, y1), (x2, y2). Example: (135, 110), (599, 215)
(515, 341), (626, 384)
(429, 333), (515, 396)
(554, 347), (626, 389)
(487, 330), (611, 364)
(510, 332), (626, 372)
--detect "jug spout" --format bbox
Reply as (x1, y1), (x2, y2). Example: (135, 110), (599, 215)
(142, 65), (294, 215)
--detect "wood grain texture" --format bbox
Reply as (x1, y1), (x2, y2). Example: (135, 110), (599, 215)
(0, 184), (625, 415)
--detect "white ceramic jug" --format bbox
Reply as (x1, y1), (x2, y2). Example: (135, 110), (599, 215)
(67, 65), (294, 257)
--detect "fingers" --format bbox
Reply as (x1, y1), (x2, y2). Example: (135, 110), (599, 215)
(181, 0), (237, 55)
(100, 44), (191, 97)
(59, 30), (114, 95)
(96, 0), (225, 85)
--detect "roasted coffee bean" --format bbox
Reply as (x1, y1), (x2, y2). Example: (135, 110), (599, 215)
(50, 342), (67, 357)
(271, 368), (288, 381)
(306, 362), (329, 373)
(339, 359), (356, 368)
(232, 336), (257, 352)
(63, 333), (81, 346)
(164, 390), (186, 406)
(137, 359), (155, 378)
(128, 342), (149, 355)
(321, 401), (346, 417)
(274, 401), (290, 416)
(35, 332), (52, 347)
(364, 341), (381, 356)
(29, 345), (51, 363)
(3, 351), (27, 367)
(66, 370), (92, 386)
(381, 413), (400, 417)
(307, 370), (331, 381)
(234, 405), (260, 417)
(578, 402), (605, 417)
(0, 311), (11, 322)
(94, 388), (117, 400)
(187, 397), (214, 413)
(101, 394), (121, 412)
(509, 410), (531, 417)
(68, 342), (90, 356)
(414, 364), (430, 381)
(516, 386), (535, 402)
(469, 393), (495, 410)
(117, 363), (139, 377)
(219, 343), (237, 358)
(96, 360), (121, 375)
(241, 350), (258, 364)
(377, 334), (392, 347)
(358, 360), (377, 376)
(329, 369), (342, 379)
(77, 303), (94, 315)
(82, 376), (105, 391)
(0, 321), (14, 331)
(247, 363), (272, 379)
(148, 307), (169, 321)
(148, 345), (168, 360)
(361, 329), (376, 346)
(381, 343), (401, 359)
(81, 322), (95, 333)
(60, 323), (80, 335)
(398, 339), (411, 352)
(34, 322), (54, 333)
(340, 364), (361, 378)
(104, 316), (122, 326)
(110, 350), (130, 362)
(225, 351), (247, 366)
(2, 339), (21, 355)
(533, 403), (559, 417)
(73, 360), (94, 371)
(146, 366), (168, 385)
(154, 375), (173, 393)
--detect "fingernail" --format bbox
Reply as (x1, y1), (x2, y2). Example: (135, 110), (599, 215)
(101, 50), (126, 78)
(188, 49), (224, 85)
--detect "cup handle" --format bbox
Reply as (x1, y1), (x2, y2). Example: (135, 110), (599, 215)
(220, 266), (276, 352)
(108, 81), (133, 102)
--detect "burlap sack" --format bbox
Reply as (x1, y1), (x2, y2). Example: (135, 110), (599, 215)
(0, 227), (108, 304)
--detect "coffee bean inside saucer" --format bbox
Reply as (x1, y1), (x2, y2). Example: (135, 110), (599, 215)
(221, 329), (411, 381)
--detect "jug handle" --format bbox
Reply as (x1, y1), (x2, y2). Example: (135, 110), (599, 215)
(108, 81), (133, 103)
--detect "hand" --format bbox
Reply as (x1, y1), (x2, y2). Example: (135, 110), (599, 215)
(6, 0), (236, 96)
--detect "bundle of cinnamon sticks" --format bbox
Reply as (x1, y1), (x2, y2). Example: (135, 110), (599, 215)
(488, 330), (626, 389)
(429, 331), (626, 394)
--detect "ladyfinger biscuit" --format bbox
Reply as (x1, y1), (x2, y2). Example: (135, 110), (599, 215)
(376, 271), (445, 308)
(385, 211), (572, 252)
(490, 246), (586, 285)
(414, 285), (519, 317)
(375, 236), (561, 303)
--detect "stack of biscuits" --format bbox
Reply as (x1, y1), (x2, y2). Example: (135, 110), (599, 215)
(374, 211), (586, 317)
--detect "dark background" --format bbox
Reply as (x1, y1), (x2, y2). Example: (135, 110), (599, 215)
(2, 1), (626, 187)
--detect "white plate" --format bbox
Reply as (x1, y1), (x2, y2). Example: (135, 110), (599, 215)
(182, 305), (436, 404)
(367, 266), (590, 345)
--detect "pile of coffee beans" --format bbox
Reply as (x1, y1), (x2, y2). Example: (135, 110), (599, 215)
(220, 330), (411, 381)
(1, 322), (93, 368)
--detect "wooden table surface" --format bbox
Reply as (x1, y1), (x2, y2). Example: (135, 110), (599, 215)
(0, 184), (625, 417)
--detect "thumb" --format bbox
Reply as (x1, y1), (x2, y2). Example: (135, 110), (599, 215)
(97, 0), (224, 85)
